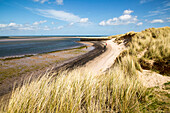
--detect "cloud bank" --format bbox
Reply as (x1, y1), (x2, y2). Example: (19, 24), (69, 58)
(99, 10), (138, 26)
(0, 21), (49, 31)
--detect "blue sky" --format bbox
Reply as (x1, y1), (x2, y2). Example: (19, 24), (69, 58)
(0, 0), (169, 36)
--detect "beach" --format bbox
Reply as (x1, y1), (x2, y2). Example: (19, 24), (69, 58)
(1, 27), (170, 112)
(0, 38), (128, 102)
(0, 40), (103, 100)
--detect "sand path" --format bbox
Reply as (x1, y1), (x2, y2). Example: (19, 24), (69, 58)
(80, 39), (170, 88)
(81, 39), (125, 75)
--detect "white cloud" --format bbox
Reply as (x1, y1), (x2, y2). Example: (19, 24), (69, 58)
(33, 20), (47, 25)
(8, 23), (17, 27)
(35, 9), (89, 24)
(0, 23), (23, 28)
(137, 22), (143, 26)
(99, 9), (138, 26)
(0, 24), (8, 28)
(140, 0), (153, 4)
(99, 21), (106, 26)
(0, 22), (51, 31)
(69, 22), (74, 26)
(57, 26), (64, 29)
(0, 23), (29, 30)
(18, 26), (35, 30)
(33, 0), (48, 4)
(150, 19), (164, 23)
(119, 15), (132, 20)
(41, 0), (48, 3)
(56, 0), (63, 5)
(36, 9), (81, 22)
(33, 0), (63, 5)
(51, 22), (55, 25)
(80, 18), (89, 23)
(123, 10), (133, 15)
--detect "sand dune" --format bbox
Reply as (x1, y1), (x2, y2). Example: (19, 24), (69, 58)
(80, 39), (125, 75)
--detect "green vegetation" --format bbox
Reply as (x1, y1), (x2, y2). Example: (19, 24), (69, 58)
(0, 55), (34, 61)
(142, 82), (170, 112)
(0, 46), (87, 82)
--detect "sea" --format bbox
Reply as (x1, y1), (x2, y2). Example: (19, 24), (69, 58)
(0, 35), (106, 58)
(0, 36), (80, 58)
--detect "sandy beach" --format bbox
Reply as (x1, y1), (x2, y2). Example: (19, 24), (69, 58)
(0, 38), (128, 101)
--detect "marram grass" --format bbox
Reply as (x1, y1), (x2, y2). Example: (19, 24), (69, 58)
(2, 27), (168, 112)
(1, 56), (150, 113)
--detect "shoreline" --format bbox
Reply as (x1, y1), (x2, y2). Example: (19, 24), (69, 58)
(0, 45), (87, 60)
(0, 40), (93, 60)
(0, 36), (108, 42)
(0, 41), (102, 99)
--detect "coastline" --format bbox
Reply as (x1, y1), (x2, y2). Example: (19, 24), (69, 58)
(0, 37), (107, 59)
(0, 44), (87, 60)
(0, 36), (108, 42)
(0, 39), (89, 60)
(0, 41), (102, 99)
(0, 37), (77, 42)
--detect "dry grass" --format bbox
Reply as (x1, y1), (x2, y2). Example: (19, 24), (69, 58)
(1, 27), (169, 112)
(110, 26), (170, 112)
(129, 27), (170, 61)
(113, 26), (170, 76)
(1, 55), (150, 113)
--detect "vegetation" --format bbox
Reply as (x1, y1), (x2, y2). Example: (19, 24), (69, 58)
(1, 27), (169, 112)
(1, 55), (151, 113)
(113, 27), (170, 76)
(112, 26), (170, 112)
(142, 82), (170, 112)
(0, 46), (87, 82)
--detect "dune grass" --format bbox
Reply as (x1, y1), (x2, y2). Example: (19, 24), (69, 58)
(0, 55), (152, 113)
(129, 27), (170, 60)
(113, 27), (170, 76)
(111, 26), (170, 112)
(143, 82), (170, 112)
(1, 27), (169, 112)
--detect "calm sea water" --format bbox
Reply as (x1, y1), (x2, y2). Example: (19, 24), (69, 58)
(0, 38), (83, 57)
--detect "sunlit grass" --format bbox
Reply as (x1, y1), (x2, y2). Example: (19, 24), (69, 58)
(112, 26), (170, 76)
(1, 27), (169, 112)
(1, 56), (150, 112)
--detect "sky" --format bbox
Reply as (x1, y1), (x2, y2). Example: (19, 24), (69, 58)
(0, 0), (170, 36)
